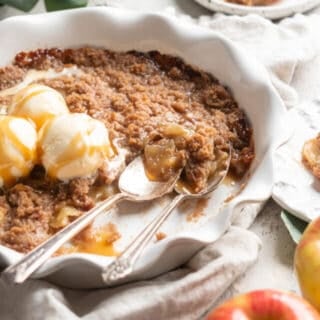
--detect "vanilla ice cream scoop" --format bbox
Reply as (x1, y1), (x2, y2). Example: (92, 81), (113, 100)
(39, 113), (114, 180)
(0, 116), (37, 187)
(8, 84), (69, 129)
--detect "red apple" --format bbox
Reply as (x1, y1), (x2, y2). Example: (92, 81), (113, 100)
(295, 216), (320, 311)
(206, 289), (320, 320)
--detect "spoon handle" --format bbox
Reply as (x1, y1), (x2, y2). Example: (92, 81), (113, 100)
(2, 192), (126, 284)
(102, 193), (185, 284)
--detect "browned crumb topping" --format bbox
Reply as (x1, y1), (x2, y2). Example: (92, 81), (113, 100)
(71, 223), (120, 255)
(186, 198), (208, 222)
(0, 48), (254, 253)
(0, 66), (26, 90)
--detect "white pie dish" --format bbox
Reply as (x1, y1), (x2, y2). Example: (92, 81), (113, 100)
(193, 0), (320, 20)
(0, 7), (289, 288)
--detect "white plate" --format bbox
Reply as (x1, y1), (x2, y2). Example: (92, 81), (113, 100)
(273, 102), (320, 222)
(193, 0), (320, 19)
(0, 7), (288, 288)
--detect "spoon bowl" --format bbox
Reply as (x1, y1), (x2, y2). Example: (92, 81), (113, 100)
(119, 156), (180, 200)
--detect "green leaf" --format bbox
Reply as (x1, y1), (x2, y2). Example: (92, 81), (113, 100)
(281, 210), (308, 244)
(0, 0), (38, 11)
(44, 0), (88, 11)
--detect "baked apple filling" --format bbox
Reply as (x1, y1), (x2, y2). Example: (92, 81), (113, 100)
(144, 138), (186, 182)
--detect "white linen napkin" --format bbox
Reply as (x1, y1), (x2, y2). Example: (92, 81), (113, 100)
(0, 227), (260, 320)
(1, 5), (320, 320)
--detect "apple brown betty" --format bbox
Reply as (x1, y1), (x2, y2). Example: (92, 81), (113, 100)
(0, 48), (254, 253)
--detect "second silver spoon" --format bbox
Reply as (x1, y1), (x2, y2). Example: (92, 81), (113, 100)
(102, 147), (231, 284)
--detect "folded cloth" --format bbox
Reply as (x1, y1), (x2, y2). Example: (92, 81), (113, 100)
(166, 9), (318, 109)
(0, 227), (260, 320)
(1, 5), (320, 320)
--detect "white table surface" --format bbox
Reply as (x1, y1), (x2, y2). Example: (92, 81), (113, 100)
(0, 0), (308, 309)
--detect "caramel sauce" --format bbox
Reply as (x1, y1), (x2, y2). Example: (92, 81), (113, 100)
(63, 223), (120, 256)
(156, 231), (167, 241)
(73, 237), (118, 256)
(12, 88), (58, 129)
(0, 117), (35, 184)
(33, 112), (56, 129)
(0, 117), (33, 160)
(222, 173), (237, 186)
(144, 166), (160, 182)
(14, 88), (47, 111)
(0, 164), (18, 186)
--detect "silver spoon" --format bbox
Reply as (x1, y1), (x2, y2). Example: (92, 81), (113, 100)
(2, 156), (181, 284)
(102, 146), (231, 285)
